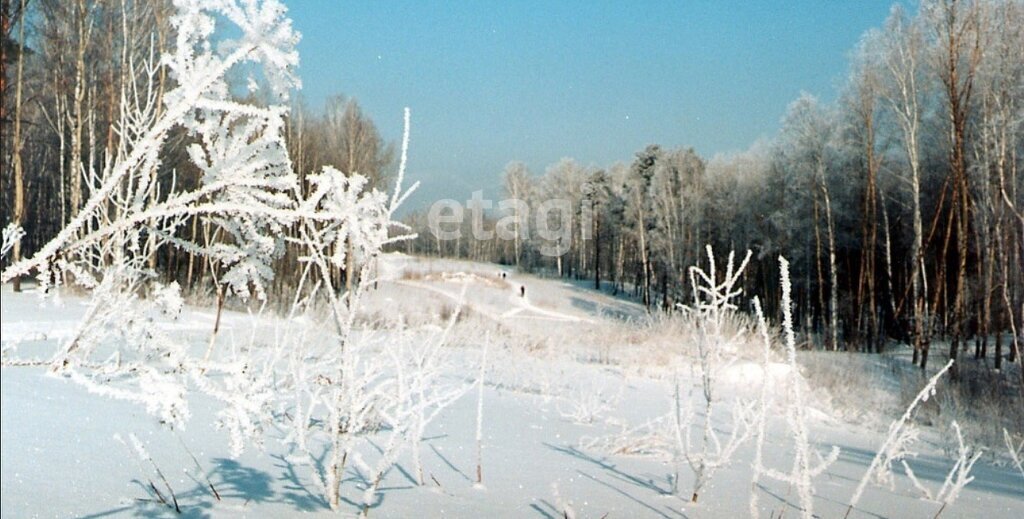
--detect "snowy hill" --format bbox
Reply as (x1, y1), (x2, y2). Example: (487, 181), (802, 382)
(2, 254), (1022, 518)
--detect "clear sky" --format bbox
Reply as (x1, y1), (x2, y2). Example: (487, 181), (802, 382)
(285, 0), (898, 209)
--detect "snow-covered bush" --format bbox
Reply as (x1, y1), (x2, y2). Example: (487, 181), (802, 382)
(0, 3), (444, 514)
(237, 109), (467, 513)
(675, 246), (755, 502)
(557, 378), (622, 425)
(393, 308), (470, 487)
(266, 277), (464, 512)
(580, 415), (678, 457)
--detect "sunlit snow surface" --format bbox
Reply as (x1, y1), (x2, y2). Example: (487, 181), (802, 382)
(2, 254), (1022, 517)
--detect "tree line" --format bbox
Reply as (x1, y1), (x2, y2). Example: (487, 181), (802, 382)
(399, 0), (1023, 379)
(1, 0), (1022, 380)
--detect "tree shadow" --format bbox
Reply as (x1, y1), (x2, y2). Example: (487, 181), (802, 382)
(529, 499), (560, 518)
(576, 470), (684, 519)
(270, 453), (329, 511)
(430, 443), (473, 482)
(82, 456), (307, 518)
(209, 458), (273, 503)
(544, 442), (671, 495)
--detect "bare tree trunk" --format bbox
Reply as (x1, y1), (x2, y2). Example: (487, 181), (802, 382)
(814, 198), (827, 348)
(858, 106), (879, 352)
(187, 217), (198, 290)
(821, 162), (839, 353)
(69, 0), (92, 221)
(879, 186), (899, 340)
(936, 0), (981, 380)
(638, 205), (651, 309)
(593, 209), (601, 290)
(10, 0), (27, 293)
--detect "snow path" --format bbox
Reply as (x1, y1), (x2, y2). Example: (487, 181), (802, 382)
(394, 277), (594, 324)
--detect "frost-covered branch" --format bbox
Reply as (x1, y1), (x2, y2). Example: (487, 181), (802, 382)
(5, 0), (304, 435)
(1005, 428), (1024, 480)
(900, 421), (981, 509)
(757, 256), (839, 519)
(1, 224), (25, 259)
(848, 358), (955, 514)
(749, 295), (773, 518)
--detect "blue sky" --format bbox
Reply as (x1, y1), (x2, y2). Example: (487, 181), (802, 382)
(285, 0), (898, 209)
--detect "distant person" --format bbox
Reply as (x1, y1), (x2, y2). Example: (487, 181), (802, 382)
(520, 285), (525, 298)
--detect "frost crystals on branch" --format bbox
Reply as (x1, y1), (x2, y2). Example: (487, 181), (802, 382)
(902, 421), (982, 514)
(847, 358), (952, 511)
(0, 0), (301, 429)
(1, 224), (25, 259)
(749, 295), (774, 518)
(675, 246), (755, 503)
(756, 256), (839, 519)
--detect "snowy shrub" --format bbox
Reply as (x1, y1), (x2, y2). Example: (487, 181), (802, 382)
(557, 377), (622, 425)
(580, 415), (678, 457)
(393, 310), (470, 487)
(236, 110), (468, 513)
(581, 249), (761, 501)
(674, 246), (755, 503)
(267, 288), (464, 512)
(0, 4), (443, 515)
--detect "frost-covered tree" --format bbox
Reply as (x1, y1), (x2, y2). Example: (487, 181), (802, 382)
(0, 0), (302, 426)
(778, 95), (840, 352)
(624, 145), (660, 308)
(500, 161), (533, 268)
(878, 4), (930, 366)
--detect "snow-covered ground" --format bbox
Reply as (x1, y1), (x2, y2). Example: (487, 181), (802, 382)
(2, 254), (1022, 518)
